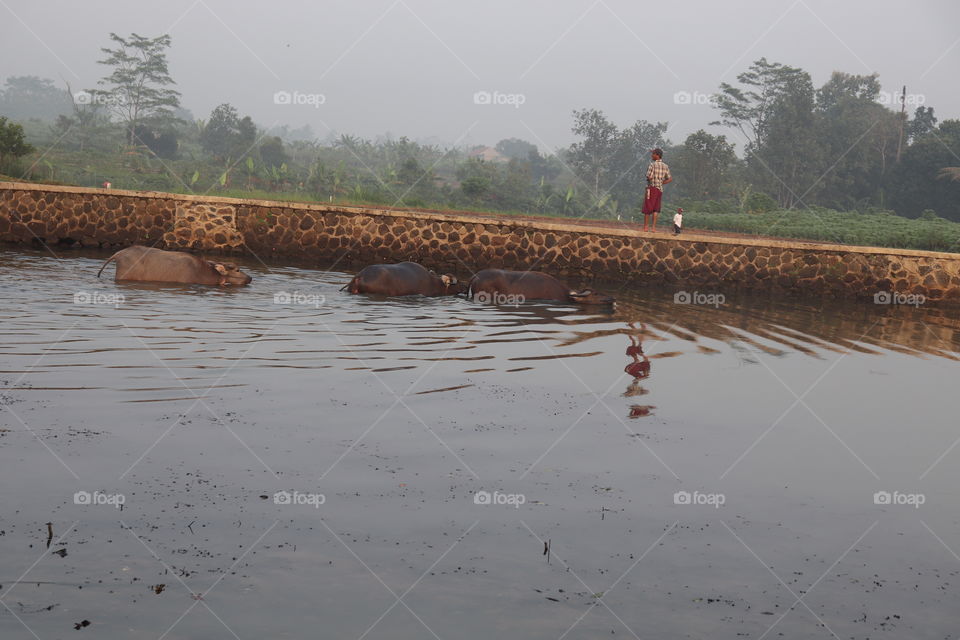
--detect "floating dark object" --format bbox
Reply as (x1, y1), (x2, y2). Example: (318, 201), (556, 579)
(73, 620), (90, 630)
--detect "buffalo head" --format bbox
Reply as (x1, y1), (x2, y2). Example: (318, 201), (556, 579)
(568, 289), (615, 305)
(440, 273), (468, 295)
(211, 261), (253, 286)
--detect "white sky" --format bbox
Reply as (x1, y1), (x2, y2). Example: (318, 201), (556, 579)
(2, 0), (958, 152)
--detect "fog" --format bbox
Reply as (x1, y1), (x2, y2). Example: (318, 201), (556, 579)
(1, 0), (958, 150)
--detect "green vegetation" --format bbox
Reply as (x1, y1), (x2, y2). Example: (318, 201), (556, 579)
(1, 32), (959, 253)
(0, 116), (34, 173)
(682, 207), (960, 252)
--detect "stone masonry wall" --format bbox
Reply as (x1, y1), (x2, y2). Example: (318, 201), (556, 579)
(2, 182), (959, 303)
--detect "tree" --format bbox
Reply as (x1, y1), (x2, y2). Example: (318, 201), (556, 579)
(133, 125), (178, 159)
(567, 108), (620, 196)
(814, 72), (897, 209)
(760, 69), (821, 208)
(91, 32), (182, 147)
(495, 138), (538, 160)
(566, 108), (667, 209)
(237, 116), (257, 151)
(498, 158), (536, 211)
(259, 136), (288, 167)
(674, 130), (737, 199)
(0, 76), (73, 121)
(713, 57), (810, 154)
(609, 119), (668, 206)
(714, 58), (821, 208)
(198, 104), (258, 163)
(816, 71), (881, 110)
(456, 158), (499, 202)
(200, 104), (241, 158)
(50, 81), (116, 153)
(889, 119), (960, 220)
(0, 116), (35, 170)
(908, 106), (937, 140)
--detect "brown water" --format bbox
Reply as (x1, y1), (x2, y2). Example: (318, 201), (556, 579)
(1, 247), (959, 639)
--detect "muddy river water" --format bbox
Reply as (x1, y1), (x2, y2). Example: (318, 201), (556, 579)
(1, 246), (959, 639)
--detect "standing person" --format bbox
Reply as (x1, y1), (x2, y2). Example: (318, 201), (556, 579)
(641, 148), (672, 232)
(673, 207), (683, 235)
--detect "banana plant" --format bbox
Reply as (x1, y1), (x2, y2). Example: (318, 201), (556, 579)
(244, 156), (256, 189)
(737, 184), (753, 213)
(333, 162), (346, 196)
(561, 184), (577, 216)
(593, 194), (619, 219)
(535, 177), (557, 212)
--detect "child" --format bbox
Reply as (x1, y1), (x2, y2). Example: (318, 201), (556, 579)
(673, 207), (683, 235)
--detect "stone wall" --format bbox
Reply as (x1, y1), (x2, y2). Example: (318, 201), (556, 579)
(2, 181), (959, 302)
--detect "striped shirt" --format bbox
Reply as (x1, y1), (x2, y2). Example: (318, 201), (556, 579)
(646, 159), (671, 190)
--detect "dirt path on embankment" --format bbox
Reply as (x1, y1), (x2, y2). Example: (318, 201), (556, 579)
(383, 204), (838, 247)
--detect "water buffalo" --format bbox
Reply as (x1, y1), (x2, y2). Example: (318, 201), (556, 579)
(467, 269), (614, 305)
(97, 246), (252, 286)
(341, 262), (464, 296)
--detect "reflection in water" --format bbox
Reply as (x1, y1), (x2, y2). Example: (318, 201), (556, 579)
(623, 321), (654, 418)
(547, 290), (960, 365)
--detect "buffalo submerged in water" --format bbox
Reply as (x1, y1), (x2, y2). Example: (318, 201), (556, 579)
(467, 269), (615, 305)
(97, 246), (252, 286)
(341, 261), (465, 296)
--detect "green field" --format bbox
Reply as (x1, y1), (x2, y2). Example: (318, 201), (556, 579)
(681, 208), (960, 252)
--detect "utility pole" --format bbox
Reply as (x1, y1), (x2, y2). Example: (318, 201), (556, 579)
(896, 85), (907, 163)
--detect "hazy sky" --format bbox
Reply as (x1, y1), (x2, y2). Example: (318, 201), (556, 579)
(2, 0), (958, 152)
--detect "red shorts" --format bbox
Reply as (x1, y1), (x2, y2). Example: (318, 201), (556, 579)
(642, 187), (662, 215)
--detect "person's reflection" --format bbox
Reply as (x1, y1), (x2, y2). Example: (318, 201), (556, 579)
(623, 321), (654, 418)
